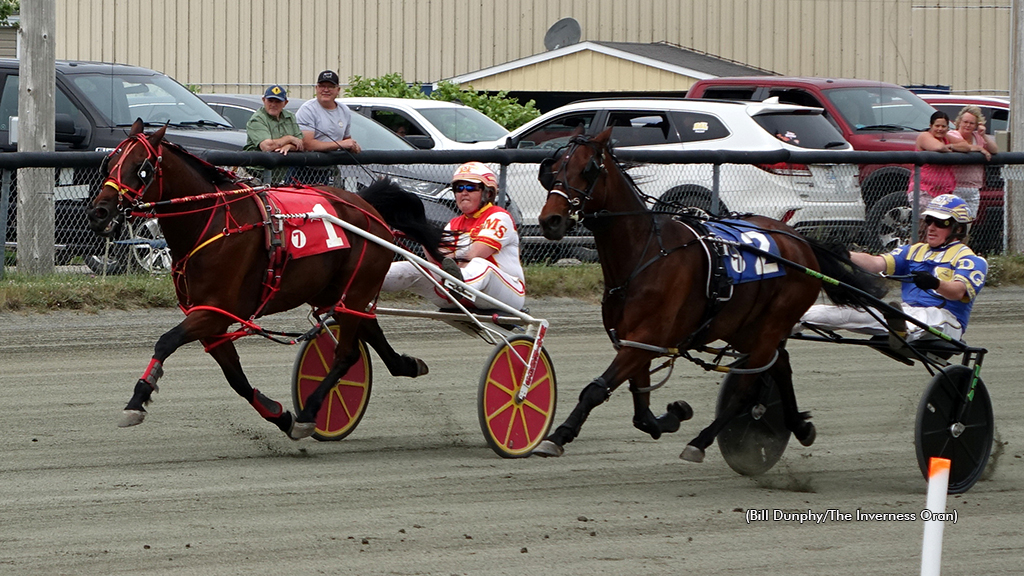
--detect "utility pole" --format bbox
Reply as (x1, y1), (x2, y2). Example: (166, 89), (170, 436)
(1008, 0), (1024, 253)
(16, 0), (56, 274)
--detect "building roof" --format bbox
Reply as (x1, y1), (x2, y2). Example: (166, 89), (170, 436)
(444, 41), (773, 89)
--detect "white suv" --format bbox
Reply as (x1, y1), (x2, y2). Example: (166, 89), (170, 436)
(342, 97), (509, 150)
(498, 98), (865, 247)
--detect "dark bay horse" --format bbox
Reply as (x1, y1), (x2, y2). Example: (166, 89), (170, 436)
(87, 119), (444, 439)
(533, 129), (885, 461)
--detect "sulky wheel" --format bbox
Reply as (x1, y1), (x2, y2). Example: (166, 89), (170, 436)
(478, 336), (557, 458)
(915, 365), (994, 494)
(716, 372), (791, 476)
(291, 323), (372, 441)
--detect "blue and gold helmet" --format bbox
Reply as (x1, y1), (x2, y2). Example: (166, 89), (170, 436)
(922, 194), (973, 224)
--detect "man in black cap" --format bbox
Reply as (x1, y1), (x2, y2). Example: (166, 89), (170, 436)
(244, 84), (304, 183)
(295, 70), (361, 184)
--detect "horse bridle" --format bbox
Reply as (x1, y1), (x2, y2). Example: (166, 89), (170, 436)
(101, 134), (163, 212)
(541, 136), (605, 221)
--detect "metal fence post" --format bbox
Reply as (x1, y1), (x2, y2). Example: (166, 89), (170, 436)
(711, 163), (721, 216)
(497, 163), (508, 207)
(912, 165), (921, 244)
(0, 169), (8, 279)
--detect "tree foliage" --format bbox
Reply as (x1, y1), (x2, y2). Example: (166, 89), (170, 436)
(345, 73), (540, 130)
(0, 1), (18, 25)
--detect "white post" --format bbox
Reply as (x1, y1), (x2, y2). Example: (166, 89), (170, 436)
(920, 457), (951, 576)
(1008, 0), (1024, 252)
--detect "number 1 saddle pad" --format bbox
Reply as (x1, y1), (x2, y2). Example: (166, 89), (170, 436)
(265, 188), (350, 259)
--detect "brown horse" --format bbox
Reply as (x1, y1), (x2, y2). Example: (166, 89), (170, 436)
(533, 129), (884, 461)
(87, 119), (444, 439)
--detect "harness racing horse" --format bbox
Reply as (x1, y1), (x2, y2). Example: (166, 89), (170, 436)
(533, 129), (885, 461)
(87, 119), (445, 439)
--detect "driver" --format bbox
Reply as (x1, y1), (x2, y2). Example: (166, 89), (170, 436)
(381, 162), (526, 310)
(799, 194), (986, 342)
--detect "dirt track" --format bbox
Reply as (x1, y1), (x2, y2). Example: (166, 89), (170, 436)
(1, 290), (1022, 575)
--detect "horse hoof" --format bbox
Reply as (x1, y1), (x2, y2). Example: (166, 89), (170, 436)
(667, 401), (694, 422)
(288, 420), (316, 440)
(414, 358), (429, 377)
(531, 440), (564, 458)
(680, 445), (705, 463)
(797, 423), (817, 447)
(119, 410), (146, 428)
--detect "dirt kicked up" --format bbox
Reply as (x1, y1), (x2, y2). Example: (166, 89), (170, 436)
(1, 290), (1022, 575)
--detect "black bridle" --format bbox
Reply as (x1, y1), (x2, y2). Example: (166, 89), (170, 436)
(540, 136), (606, 221)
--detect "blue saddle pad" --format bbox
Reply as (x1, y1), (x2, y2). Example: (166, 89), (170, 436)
(704, 220), (787, 285)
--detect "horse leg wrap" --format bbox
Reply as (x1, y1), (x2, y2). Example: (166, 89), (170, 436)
(578, 379), (611, 405)
(140, 358), (163, 390)
(633, 404), (687, 440)
(251, 388), (282, 418)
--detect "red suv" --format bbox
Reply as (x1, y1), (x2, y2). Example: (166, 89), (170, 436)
(686, 77), (1004, 253)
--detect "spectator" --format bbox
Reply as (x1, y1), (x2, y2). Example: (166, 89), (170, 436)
(909, 111), (973, 211)
(947, 105), (997, 216)
(244, 84), (304, 183)
(295, 70), (362, 184)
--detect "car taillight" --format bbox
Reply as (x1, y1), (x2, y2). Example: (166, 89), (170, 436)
(757, 162), (812, 176)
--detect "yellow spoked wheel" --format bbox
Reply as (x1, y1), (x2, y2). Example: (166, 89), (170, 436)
(291, 324), (372, 441)
(478, 336), (556, 458)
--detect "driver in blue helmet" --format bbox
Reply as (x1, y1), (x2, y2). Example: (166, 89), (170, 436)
(800, 194), (987, 342)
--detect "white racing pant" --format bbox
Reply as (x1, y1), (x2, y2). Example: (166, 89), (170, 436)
(382, 259), (526, 311)
(799, 303), (963, 342)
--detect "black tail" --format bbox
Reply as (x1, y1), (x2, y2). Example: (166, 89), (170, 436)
(359, 178), (446, 262)
(808, 240), (889, 308)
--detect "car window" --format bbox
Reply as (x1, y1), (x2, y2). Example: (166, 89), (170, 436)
(370, 109), (425, 138)
(669, 111), (730, 142)
(70, 72), (227, 126)
(347, 113), (415, 150)
(751, 111), (850, 149)
(212, 104), (255, 129)
(418, 107), (509, 143)
(605, 111), (676, 146)
(824, 86), (934, 131)
(515, 112), (596, 149)
(934, 104), (1009, 134)
(0, 75), (90, 145)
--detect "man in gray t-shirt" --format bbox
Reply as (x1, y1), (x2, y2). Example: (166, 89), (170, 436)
(296, 70), (362, 153)
(295, 70), (361, 185)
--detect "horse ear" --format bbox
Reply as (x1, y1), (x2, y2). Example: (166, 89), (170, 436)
(571, 124), (585, 138)
(595, 126), (614, 144)
(148, 124), (168, 147)
(130, 118), (145, 136)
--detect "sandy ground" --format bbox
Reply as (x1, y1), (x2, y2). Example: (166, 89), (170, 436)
(1, 290), (1022, 575)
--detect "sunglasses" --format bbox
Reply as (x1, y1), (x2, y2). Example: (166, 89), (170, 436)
(924, 216), (953, 229)
(453, 183), (483, 193)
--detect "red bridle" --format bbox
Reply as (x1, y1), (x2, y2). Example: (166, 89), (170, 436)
(102, 134), (163, 208)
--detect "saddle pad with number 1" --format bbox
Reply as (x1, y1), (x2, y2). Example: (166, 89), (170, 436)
(265, 188), (350, 260)
(703, 220), (787, 285)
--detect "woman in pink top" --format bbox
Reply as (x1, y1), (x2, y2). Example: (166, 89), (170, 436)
(909, 111), (974, 211)
(947, 105), (997, 217)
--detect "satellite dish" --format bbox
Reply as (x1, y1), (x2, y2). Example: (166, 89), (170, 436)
(544, 17), (581, 51)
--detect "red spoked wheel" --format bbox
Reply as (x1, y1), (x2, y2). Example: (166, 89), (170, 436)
(291, 323), (372, 441)
(478, 336), (556, 458)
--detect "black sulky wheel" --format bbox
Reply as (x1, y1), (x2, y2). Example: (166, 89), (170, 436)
(915, 365), (994, 494)
(716, 372), (791, 476)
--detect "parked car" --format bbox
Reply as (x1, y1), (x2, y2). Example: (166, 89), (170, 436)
(342, 97), (509, 150)
(497, 97), (864, 251)
(686, 77), (1006, 253)
(1, 60), (244, 268)
(919, 94), (1009, 134)
(198, 93), (522, 233)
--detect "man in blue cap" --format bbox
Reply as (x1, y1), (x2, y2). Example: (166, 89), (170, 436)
(244, 84), (304, 183)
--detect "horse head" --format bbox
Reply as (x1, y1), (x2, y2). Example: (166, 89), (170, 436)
(537, 127), (613, 241)
(87, 118), (167, 237)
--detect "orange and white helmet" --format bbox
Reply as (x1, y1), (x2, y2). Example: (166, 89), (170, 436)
(452, 162), (499, 202)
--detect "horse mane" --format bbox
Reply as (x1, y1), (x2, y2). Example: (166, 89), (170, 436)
(160, 139), (239, 186)
(805, 237), (890, 307)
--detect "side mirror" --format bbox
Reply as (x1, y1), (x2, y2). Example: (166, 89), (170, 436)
(55, 113), (86, 145)
(504, 135), (520, 149)
(403, 134), (435, 149)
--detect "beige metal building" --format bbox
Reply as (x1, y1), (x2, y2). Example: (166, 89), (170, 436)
(53, 0), (1013, 100)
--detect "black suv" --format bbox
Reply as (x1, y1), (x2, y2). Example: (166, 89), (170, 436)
(1, 60), (245, 264)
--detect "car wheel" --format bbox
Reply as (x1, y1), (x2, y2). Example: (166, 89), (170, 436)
(864, 191), (913, 253)
(655, 186), (728, 217)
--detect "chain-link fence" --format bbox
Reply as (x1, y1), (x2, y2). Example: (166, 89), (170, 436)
(3, 149), (1023, 277)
